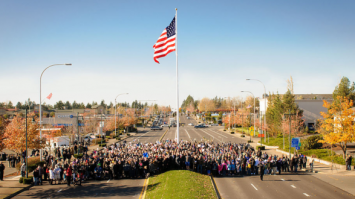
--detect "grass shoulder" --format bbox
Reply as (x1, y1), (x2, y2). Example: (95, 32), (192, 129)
(145, 170), (216, 199)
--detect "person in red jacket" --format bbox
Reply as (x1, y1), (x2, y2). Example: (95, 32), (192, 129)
(65, 166), (72, 186)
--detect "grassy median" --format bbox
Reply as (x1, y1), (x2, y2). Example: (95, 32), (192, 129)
(145, 170), (216, 199)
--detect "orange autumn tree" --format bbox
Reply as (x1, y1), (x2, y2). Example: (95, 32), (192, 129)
(0, 116), (10, 152)
(4, 113), (44, 153)
(320, 96), (355, 158)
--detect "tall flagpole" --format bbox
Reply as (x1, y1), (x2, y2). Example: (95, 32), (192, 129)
(175, 8), (179, 143)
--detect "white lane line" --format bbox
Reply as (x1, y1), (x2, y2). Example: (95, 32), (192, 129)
(107, 179), (110, 183)
(251, 184), (258, 190)
(281, 179), (285, 181)
(200, 129), (222, 142)
(57, 189), (62, 192)
(303, 193), (310, 197)
(208, 129), (228, 138)
(291, 185), (296, 188)
(191, 129), (205, 141)
(185, 129), (192, 141)
(136, 130), (152, 139)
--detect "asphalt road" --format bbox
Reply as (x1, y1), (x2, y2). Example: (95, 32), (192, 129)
(164, 115), (355, 199)
(17, 114), (355, 198)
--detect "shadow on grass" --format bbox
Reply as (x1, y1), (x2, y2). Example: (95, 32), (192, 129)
(146, 182), (161, 192)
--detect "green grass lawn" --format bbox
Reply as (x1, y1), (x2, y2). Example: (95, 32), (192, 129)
(145, 170), (216, 199)
(233, 127), (259, 136)
(259, 137), (354, 166)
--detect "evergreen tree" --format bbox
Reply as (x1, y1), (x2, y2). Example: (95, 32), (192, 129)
(86, 103), (92, 108)
(92, 101), (98, 106)
(64, 101), (72, 109)
(16, 102), (22, 109)
(100, 100), (106, 107)
(54, 100), (64, 109)
(333, 76), (355, 102)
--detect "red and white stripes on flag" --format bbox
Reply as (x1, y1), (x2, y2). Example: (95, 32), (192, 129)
(46, 93), (52, 100)
(153, 17), (176, 64)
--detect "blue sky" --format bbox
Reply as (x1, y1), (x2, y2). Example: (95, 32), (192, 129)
(1, 0), (354, 109)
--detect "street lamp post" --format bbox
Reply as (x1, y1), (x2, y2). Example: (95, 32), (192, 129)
(115, 93), (129, 137)
(247, 79), (267, 142)
(241, 91), (255, 138)
(25, 109), (28, 178)
(40, 63), (71, 161)
(284, 110), (296, 159)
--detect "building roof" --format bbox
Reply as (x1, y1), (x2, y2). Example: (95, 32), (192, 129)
(92, 105), (105, 109)
(294, 94), (333, 100)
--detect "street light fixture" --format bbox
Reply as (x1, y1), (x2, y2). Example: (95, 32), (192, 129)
(115, 93), (129, 136)
(246, 79), (267, 142)
(39, 63), (71, 161)
(241, 91), (256, 142)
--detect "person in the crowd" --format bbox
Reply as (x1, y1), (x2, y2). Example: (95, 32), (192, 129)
(0, 161), (5, 181)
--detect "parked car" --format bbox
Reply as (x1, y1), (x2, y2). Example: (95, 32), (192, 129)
(188, 123), (194, 126)
(210, 123), (219, 126)
(161, 124), (169, 127)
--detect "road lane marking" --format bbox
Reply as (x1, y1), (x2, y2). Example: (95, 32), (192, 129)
(208, 129), (228, 138)
(251, 184), (258, 190)
(57, 189), (62, 192)
(191, 129), (206, 141)
(281, 179), (285, 181)
(291, 185), (296, 188)
(303, 193), (310, 197)
(185, 129), (192, 141)
(200, 129), (222, 142)
(107, 179), (110, 183)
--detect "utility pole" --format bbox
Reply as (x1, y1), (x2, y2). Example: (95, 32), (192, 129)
(284, 109), (296, 159)
(101, 109), (103, 147)
(25, 109), (28, 178)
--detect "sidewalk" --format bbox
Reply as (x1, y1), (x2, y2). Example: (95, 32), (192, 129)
(219, 128), (355, 195)
(2, 161), (19, 177)
(0, 175), (31, 199)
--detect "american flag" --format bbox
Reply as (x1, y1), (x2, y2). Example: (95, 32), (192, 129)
(46, 93), (52, 100)
(153, 17), (176, 63)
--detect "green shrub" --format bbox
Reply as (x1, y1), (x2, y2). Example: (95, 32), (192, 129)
(256, 146), (265, 150)
(99, 143), (106, 147)
(303, 135), (323, 150)
(223, 129), (226, 131)
(240, 134), (245, 137)
(23, 177), (33, 184)
(127, 133), (130, 136)
(16, 157), (46, 173)
(106, 136), (111, 139)
(116, 137), (121, 140)
(19, 177), (24, 183)
(73, 154), (84, 159)
(230, 132), (235, 134)
(92, 138), (104, 144)
(248, 140), (253, 143)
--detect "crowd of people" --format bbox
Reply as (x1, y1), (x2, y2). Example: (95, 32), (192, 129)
(23, 139), (315, 186)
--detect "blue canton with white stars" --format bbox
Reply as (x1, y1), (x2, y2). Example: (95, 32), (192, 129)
(166, 17), (175, 38)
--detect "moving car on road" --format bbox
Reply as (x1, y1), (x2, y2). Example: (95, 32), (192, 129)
(151, 126), (163, 130)
(194, 124), (208, 128)
(188, 123), (194, 126)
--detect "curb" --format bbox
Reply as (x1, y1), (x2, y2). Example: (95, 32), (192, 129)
(139, 178), (149, 199)
(3, 184), (33, 199)
(210, 176), (221, 199)
(159, 129), (168, 142)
